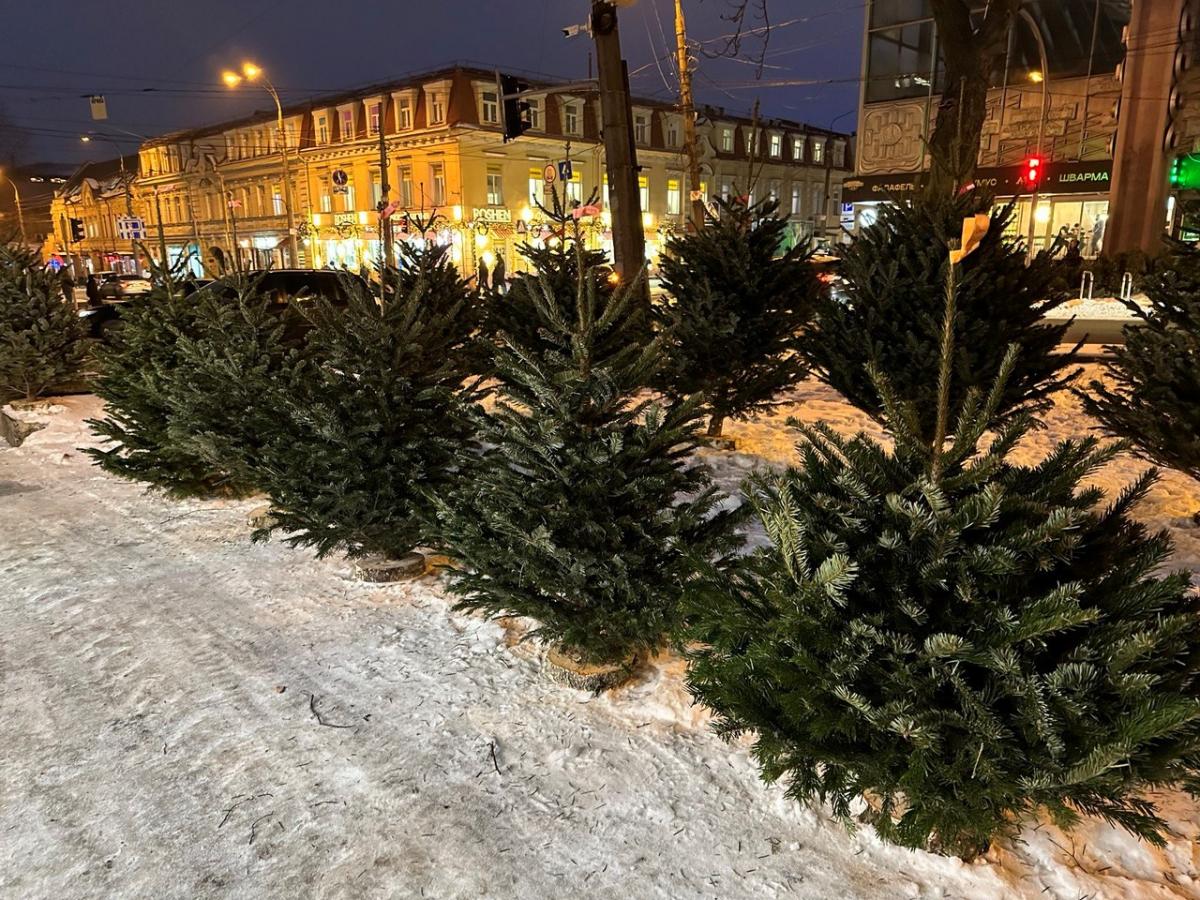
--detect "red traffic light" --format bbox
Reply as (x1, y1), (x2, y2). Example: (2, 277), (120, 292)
(1021, 155), (1045, 189)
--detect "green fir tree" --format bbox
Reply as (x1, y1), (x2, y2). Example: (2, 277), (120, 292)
(432, 242), (744, 666)
(687, 254), (1200, 858)
(0, 239), (86, 401)
(801, 194), (1079, 441)
(1081, 243), (1200, 495)
(653, 198), (820, 437)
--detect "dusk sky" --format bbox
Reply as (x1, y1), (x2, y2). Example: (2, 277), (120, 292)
(0, 0), (863, 167)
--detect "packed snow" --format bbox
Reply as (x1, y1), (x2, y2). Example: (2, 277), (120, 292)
(3, 369), (1198, 899)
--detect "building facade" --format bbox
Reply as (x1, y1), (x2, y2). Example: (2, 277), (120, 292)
(850, 0), (1200, 256)
(46, 157), (142, 275)
(46, 65), (853, 277)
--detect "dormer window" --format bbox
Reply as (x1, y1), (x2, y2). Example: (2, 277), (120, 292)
(563, 101), (581, 135)
(665, 118), (679, 147)
(811, 137), (824, 164)
(634, 112), (649, 144)
(339, 106), (355, 141)
(527, 97), (542, 130)
(769, 133), (782, 158)
(480, 89), (499, 125)
(393, 92), (415, 130)
(424, 83), (449, 126)
(316, 113), (330, 144)
(720, 127), (734, 152)
(366, 100), (382, 135)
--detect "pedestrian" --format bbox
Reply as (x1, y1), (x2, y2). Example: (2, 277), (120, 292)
(477, 257), (490, 293)
(85, 273), (100, 306)
(492, 254), (506, 295)
(59, 268), (75, 305)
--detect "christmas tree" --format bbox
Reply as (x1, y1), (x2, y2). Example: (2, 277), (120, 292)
(801, 194), (1079, 441)
(1081, 243), (1200, 494)
(0, 239), (86, 402)
(248, 244), (483, 559)
(432, 238), (744, 666)
(686, 232), (1200, 858)
(653, 198), (819, 437)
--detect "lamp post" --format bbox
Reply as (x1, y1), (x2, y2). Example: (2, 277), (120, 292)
(0, 168), (27, 245)
(222, 62), (300, 268)
(1019, 8), (1050, 261)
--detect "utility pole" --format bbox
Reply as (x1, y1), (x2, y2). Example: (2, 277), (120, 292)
(377, 117), (395, 277)
(591, 1), (645, 293)
(675, 0), (705, 231)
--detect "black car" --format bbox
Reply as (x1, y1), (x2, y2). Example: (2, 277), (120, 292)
(80, 269), (368, 340)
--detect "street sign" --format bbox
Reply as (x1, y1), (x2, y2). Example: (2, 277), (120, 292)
(515, 220), (527, 235)
(542, 164), (557, 185)
(89, 95), (107, 121)
(557, 160), (573, 181)
(116, 216), (146, 241)
(332, 169), (349, 194)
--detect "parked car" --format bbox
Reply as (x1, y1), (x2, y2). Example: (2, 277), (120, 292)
(97, 272), (152, 301)
(811, 253), (848, 302)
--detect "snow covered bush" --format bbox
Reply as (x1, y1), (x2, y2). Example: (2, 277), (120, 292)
(652, 198), (820, 437)
(432, 240), (744, 666)
(0, 240), (85, 401)
(800, 193), (1079, 442)
(1081, 243), (1200, 498)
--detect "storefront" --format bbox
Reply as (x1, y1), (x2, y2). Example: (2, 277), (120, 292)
(842, 160), (1113, 257)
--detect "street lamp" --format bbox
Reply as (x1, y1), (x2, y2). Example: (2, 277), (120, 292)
(0, 168), (27, 245)
(222, 61), (300, 267)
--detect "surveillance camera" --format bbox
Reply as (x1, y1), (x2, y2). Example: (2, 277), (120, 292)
(563, 23), (584, 38)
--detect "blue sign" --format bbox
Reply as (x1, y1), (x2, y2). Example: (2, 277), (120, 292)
(558, 160), (573, 182)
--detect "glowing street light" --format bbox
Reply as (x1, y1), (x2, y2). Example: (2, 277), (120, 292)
(221, 60), (299, 265)
(1028, 69), (1045, 84)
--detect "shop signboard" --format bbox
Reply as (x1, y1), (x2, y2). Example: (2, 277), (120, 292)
(841, 160), (1113, 204)
(472, 207), (512, 224)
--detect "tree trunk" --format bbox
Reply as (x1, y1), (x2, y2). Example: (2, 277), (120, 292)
(924, 0), (1022, 200)
(706, 413), (725, 438)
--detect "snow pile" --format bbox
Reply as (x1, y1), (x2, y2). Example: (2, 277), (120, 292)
(2, 382), (1198, 899)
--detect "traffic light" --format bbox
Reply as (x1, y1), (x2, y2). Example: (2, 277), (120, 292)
(1021, 155), (1045, 190)
(500, 74), (532, 143)
(1171, 156), (1183, 187)
(69, 218), (85, 242)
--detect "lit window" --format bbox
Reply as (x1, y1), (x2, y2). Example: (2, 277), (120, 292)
(770, 134), (782, 157)
(666, 119), (679, 147)
(602, 174), (609, 208)
(791, 183), (801, 215)
(273, 185), (285, 215)
(368, 103), (381, 135)
(634, 112), (649, 144)
(746, 128), (759, 157)
(721, 128), (734, 152)
(340, 108), (354, 141)
(487, 168), (504, 206)
(811, 184), (823, 218)
(638, 175), (649, 210)
(343, 184), (356, 212)
(564, 103), (580, 135)
(285, 121), (296, 150)
(320, 174), (332, 212)
(666, 178), (681, 216)
(317, 115), (330, 144)
(527, 98), (542, 130)
(721, 180), (732, 200)
(768, 179), (780, 201)
(812, 139), (824, 164)
(792, 137), (804, 160)
(832, 142), (846, 167)
(400, 166), (413, 207)
(481, 90), (499, 125)
(430, 162), (446, 205)
(566, 172), (583, 204)
(370, 171), (383, 208)
(397, 97), (413, 130)
(529, 168), (543, 206)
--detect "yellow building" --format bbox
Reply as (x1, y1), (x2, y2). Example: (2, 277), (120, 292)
(127, 65), (853, 277)
(46, 157), (144, 276)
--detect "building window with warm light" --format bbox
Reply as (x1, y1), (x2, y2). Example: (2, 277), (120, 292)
(791, 183), (802, 215)
(368, 103), (382, 136)
(768, 179), (780, 202)
(255, 185), (265, 216)
(638, 175), (649, 210)
(400, 166), (413, 207)
(769, 134), (782, 158)
(319, 174), (332, 212)
(602, 174), (609, 208)
(746, 128), (759, 157)
(285, 121), (296, 150)
(273, 185), (284, 215)
(397, 98), (413, 130)
(634, 112), (649, 144)
(486, 168), (504, 206)
(721, 180), (732, 200)
(528, 168), (543, 206)
(370, 170), (383, 208)
(792, 137), (804, 160)
(317, 115), (330, 145)
(665, 119), (679, 147)
(811, 138), (824, 164)
(430, 162), (446, 205)
(811, 184), (823, 219)
(527, 98), (542, 130)
(666, 178), (681, 215)
(564, 103), (580, 136)
(721, 128), (734, 152)
(342, 184), (356, 212)
(566, 172), (583, 204)
(481, 90), (499, 125)
(340, 108), (355, 141)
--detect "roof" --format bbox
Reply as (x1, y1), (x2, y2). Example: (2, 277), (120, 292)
(58, 155), (139, 201)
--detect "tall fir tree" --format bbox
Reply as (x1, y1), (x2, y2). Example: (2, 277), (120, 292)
(432, 239), (744, 666)
(653, 198), (820, 437)
(1081, 243), (1200, 495)
(246, 245), (484, 559)
(687, 242), (1200, 858)
(0, 239), (86, 401)
(801, 193), (1079, 441)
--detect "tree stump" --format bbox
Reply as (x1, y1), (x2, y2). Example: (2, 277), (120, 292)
(350, 553), (428, 583)
(543, 647), (639, 693)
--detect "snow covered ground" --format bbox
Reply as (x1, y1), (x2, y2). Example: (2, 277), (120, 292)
(2, 373), (1198, 900)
